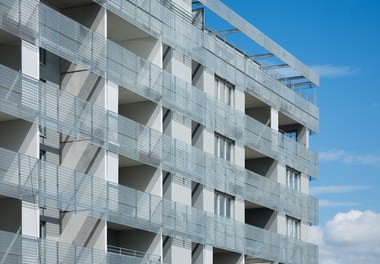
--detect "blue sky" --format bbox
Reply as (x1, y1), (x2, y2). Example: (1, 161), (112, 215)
(210, 1), (380, 263)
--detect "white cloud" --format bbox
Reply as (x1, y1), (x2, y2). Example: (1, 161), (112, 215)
(311, 64), (358, 78)
(311, 185), (372, 195)
(320, 149), (380, 166)
(309, 210), (380, 264)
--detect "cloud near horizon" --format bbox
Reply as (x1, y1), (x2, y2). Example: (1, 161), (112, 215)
(319, 149), (380, 166)
(309, 210), (380, 264)
(311, 64), (358, 78)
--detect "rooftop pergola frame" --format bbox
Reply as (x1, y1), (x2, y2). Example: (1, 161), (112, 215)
(192, 0), (319, 93)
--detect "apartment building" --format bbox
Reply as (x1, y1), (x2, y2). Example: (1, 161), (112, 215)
(0, 0), (319, 263)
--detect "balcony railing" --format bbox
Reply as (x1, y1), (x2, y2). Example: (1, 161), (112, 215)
(107, 245), (161, 263)
(0, 63), (318, 224)
(0, 148), (318, 264)
(93, 0), (319, 132)
(0, 230), (162, 264)
(0, 64), (317, 224)
(0, 0), (318, 178)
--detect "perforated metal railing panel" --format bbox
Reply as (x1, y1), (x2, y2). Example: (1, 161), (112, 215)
(93, 0), (319, 132)
(0, 63), (317, 224)
(0, 0), (319, 178)
(0, 148), (318, 264)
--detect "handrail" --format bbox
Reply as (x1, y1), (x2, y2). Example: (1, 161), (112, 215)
(107, 245), (161, 261)
(0, 230), (162, 263)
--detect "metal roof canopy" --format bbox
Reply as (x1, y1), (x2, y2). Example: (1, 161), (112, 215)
(197, 0), (319, 86)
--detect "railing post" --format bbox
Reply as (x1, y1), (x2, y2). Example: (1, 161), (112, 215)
(74, 171), (77, 213)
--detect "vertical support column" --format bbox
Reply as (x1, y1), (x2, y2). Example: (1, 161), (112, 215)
(21, 36), (40, 262)
(58, 4), (108, 252)
(299, 126), (310, 241)
(191, 65), (214, 264)
(270, 108), (279, 131)
(105, 80), (119, 184)
(111, 10), (164, 258)
(233, 88), (245, 264)
(163, 49), (192, 264)
(270, 107), (287, 238)
(299, 126), (310, 194)
(162, 2), (192, 262)
(298, 127), (309, 148)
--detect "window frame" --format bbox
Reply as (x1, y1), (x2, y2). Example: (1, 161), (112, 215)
(286, 167), (300, 191)
(286, 216), (301, 239)
(214, 133), (234, 162)
(215, 76), (235, 107)
(214, 191), (234, 218)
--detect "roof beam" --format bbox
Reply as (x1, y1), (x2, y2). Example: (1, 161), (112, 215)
(289, 81), (314, 88)
(278, 76), (305, 82)
(249, 53), (274, 59)
(260, 64), (289, 70)
(209, 28), (240, 36)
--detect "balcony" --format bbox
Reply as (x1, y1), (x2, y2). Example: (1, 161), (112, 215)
(0, 63), (317, 224)
(0, 148), (318, 264)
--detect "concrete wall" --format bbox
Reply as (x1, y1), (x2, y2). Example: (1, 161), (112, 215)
(121, 37), (162, 67)
(246, 107), (270, 125)
(61, 141), (105, 178)
(119, 165), (161, 196)
(0, 198), (21, 233)
(40, 207), (60, 241)
(62, 4), (105, 34)
(0, 42), (21, 71)
(118, 230), (161, 258)
(234, 88), (245, 113)
(55, 4), (109, 251)
(164, 238), (191, 264)
(245, 208), (276, 232)
(214, 252), (244, 264)
(40, 50), (60, 85)
(0, 119), (38, 157)
(193, 245), (213, 264)
(301, 222), (308, 241)
(277, 215), (287, 236)
(301, 174), (309, 194)
(60, 212), (106, 250)
(119, 101), (161, 130)
(20, 37), (40, 244)
(245, 158), (277, 181)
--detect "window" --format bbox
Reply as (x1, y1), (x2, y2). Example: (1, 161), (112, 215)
(39, 125), (46, 138)
(287, 216), (300, 239)
(215, 133), (234, 162)
(215, 76), (234, 106)
(40, 221), (46, 238)
(39, 150), (46, 161)
(286, 167), (300, 191)
(39, 48), (47, 65)
(215, 191), (234, 218)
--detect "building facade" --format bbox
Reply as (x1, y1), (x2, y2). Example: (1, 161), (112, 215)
(0, 0), (319, 263)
